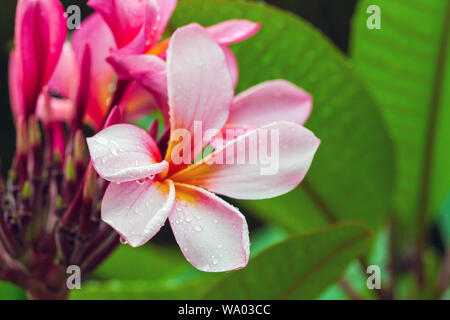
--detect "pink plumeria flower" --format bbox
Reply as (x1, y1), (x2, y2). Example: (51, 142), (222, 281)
(87, 24), (320, 272)
(92, 0), (260, 88)
(9, 0), (67, 121)
(33, 13), (157, 130)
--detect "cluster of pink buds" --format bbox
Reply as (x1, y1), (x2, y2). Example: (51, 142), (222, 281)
(0, 113), (120, 299)
(1, 0), (126, 299)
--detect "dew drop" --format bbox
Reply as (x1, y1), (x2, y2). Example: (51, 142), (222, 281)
(194, 225), (202, 232)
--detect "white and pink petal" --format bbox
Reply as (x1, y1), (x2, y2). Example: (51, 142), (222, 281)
(171, 121), (320, 200)
(102, 179), (175, 247)
(166, 23), (233, 164)
(87, 124), (167, 183)
(228, 80), (312, 128)
(169, 183), (249, 272)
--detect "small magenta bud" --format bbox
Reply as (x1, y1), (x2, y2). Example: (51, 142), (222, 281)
(148, 119), (159, 139)
(103, 105), (123, 128)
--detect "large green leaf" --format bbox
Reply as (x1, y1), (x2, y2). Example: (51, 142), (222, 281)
(91, 244), (188, 281)
(170, 0), (394, 233)
(201, 223), (373, 299)
(72, 227), (289, 299)
(71, 270), (218, 300)
(0, 281), (27, 300)
(351, 0), (450, 231)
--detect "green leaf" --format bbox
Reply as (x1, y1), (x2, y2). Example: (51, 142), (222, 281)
(0, 281), (27, 300)
(92, 244), (189, 281)
(438, 192), (450, 245)
(351, 0), (450, 232)
(249, 227), (289, 257)
(170, 0), (394, 233)
(71, 271), (218, 300)
(73, 227), (288, 299)
(201, 223), (373, 299)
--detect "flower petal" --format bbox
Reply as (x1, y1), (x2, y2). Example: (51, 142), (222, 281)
(8, 50), (24, 120)
(227, 80), (312, 128)
(166, 24), (233, 165)
(15, 0), (67, 115)
(108, 54), (169, 123)
(207, 19), (261, 46)
(47, 42), (78, 99)
(171, 121), (320, 199)
(87, 124), (167, 183)
(169, 183), (249, 272)
(35, 95), (74, 122)
(112, 0), (159, 56)
(71, 13), (117, 130)
(119, 82), (160, 123)
(102, 179), (175, 247)
(87, 0), (146, 48)
(222, 46), (239, 89)
(154, 0), (177, 42)
(107, 54), (166, 92)
(103, 105), (124, 128)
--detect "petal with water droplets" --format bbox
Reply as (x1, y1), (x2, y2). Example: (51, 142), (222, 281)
(169, 183), (249, 272)
(87, 124), (167, 183)
(102, 179), (175, 247)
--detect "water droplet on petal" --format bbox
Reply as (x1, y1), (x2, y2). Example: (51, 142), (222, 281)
(194, 225), (202, 232)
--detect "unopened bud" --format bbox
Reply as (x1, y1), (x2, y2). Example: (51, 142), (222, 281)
(53, 151), (62, 164)
(16, 116), (28, 155)
(83, 165), (97, 201)
(22, 181), (32, 199)
(74, 130), (86, 163)
(28, 116), (41, 147)
(56, 196), (63, 210)
(8, 169), (17, 183)
(148, 119), (159, 139)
